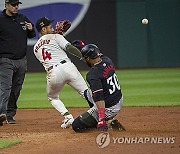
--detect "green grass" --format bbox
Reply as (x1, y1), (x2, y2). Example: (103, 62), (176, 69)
(120, 68), (180, 106)
(0, 140), (21, 149)
(17, 68), (180, 108)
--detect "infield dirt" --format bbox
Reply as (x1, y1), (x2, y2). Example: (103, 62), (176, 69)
(0, 107), (180, 154)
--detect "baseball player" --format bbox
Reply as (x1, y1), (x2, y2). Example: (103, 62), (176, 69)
(71, 43), (125, 132)
(33, 17), (94, 128)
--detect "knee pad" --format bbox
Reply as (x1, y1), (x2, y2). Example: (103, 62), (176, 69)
(72, 112), (97, 132)
(72, 117), (88, 132)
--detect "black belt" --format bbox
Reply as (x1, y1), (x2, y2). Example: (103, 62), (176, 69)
(47, 60), (66, 71)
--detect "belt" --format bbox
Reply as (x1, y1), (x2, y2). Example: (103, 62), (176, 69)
(47, 60), (66, 71)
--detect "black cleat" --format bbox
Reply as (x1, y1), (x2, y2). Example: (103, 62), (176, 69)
(7, 116), (16, 124)
(0, 114), (6, 126)
(109, 119), (125, 131)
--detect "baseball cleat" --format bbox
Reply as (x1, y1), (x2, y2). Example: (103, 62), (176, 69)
(0, 114), (6, 126)
(61, 114), (74, 129)
(7, 116), (16, 124)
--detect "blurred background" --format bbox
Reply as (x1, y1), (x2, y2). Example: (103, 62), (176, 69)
(1, 0), (180, 71)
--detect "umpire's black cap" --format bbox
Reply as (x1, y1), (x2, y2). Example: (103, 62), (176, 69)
(36, 17), (54, 32)
(5, 0), (22, 4)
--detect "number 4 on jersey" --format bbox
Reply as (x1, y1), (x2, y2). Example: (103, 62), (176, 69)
(42, 48), (52, 61)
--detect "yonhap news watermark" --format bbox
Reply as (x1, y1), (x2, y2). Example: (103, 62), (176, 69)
(112, 136), (175, 144)
(96, 132), (176, 148)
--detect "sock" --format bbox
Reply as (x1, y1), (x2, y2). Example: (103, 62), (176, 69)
(50, 99), (68, 115)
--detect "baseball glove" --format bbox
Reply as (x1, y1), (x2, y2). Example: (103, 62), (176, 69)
(55, 20), (71, 35)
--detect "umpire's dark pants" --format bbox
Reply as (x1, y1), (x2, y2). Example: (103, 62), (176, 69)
(0, 57), (27, 117)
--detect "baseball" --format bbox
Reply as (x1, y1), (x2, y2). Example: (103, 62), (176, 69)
(142, 18), (148, 25)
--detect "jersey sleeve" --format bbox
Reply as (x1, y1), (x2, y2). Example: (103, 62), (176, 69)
(54, 34), (70, 50)
(87, 68), (104, 102)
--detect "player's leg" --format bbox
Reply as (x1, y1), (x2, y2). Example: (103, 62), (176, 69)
(72, 112), (97, 132)
(47, 85), (74, 128)
(85, 97), (125, 131)
(105, 96), (125, 130)
(105, 96), (123, 120)
(87, 96), (123, 121)
(66, 62), (94, 107)
(47, 86), (68, 115)
(7, 58), (27, 124)
(73, 97), (124, 132)
(72, 105), (99, 132)
(47, 66), (74, 128)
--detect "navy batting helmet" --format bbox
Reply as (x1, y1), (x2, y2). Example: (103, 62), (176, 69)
(81, 44), (101, 59)
(71, 40), (85, 51)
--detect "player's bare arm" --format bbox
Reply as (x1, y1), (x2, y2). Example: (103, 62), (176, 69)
(95, 100), (105, 108)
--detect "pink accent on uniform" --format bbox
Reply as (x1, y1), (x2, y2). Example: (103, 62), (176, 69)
(80, 40), (85, 48)
(103, 64), (115, 78)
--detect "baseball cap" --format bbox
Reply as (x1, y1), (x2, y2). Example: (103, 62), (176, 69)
(5, 0), (22, 4)
(36, 17), (54, 32)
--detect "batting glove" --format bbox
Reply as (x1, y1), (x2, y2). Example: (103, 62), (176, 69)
(97, 120), (108, 131)
(97, 108), (108, 131)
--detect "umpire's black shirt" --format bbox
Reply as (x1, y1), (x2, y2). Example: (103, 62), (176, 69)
(0, 9), (36, 60)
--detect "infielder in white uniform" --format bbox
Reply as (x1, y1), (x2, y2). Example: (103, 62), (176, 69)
(33, 17), (94, 129)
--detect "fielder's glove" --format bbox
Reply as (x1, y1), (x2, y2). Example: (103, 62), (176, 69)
(55, 20), (71, 35)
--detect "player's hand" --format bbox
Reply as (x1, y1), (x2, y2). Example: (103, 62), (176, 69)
(97, 120), (108, 131)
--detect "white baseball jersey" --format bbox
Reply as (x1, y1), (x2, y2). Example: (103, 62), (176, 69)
(33, 34), (70, 71)
(33, 34), (93, 116)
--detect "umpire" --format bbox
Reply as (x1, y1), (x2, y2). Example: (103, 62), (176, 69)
(0, 0), (36, 126)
